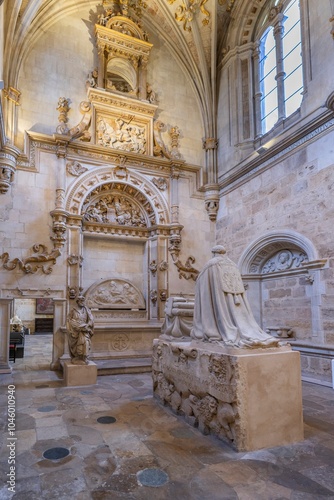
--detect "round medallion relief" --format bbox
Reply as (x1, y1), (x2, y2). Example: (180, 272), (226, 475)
(112, 333), (130, 351)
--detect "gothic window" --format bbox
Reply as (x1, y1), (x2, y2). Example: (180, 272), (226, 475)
(259, 0), (303, 134)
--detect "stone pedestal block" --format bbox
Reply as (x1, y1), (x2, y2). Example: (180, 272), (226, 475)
(152, 339), (304, 451)
(63, 360), (97, 387)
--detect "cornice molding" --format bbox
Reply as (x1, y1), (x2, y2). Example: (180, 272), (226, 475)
(219, 107), (334, 195)
(17, 130), (203, 177)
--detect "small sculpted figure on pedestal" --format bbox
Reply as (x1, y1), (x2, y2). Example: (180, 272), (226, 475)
(191, 245), (279, 348)
(66, 296), (94, 364)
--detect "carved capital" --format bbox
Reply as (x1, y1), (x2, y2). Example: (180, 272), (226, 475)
(202, 137), (218, 151)
(53, 134), (71, 158)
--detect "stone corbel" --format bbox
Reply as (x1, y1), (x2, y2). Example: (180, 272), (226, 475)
(204, 184), (220, 221)
(50, 209), (69, 249)
(0, 144), (20, 194)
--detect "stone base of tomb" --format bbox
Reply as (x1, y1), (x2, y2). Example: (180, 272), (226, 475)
(63, 359), (97, 387)
(152, 339), (304, 451)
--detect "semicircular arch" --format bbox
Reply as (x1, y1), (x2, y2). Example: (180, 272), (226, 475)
(65, 166), (170, 226)
(238, 230), (318, 275)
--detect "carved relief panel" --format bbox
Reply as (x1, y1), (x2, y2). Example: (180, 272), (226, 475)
(85, 278), (146, 309)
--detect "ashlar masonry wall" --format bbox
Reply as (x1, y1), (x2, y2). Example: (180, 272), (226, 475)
(216, 130), (334, 384)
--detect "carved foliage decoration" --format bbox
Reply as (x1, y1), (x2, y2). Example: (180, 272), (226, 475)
(67, 161), (88, 176)
(168, 0), (210, 32)
(1, 244), (61, 274)
(85, 278), (146, 309)
(153, 120), (182, 160)
(152, 177), (168, 191)
(172, 255), (199, 281)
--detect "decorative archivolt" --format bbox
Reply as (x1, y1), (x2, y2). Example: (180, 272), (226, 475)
(223, 0), (278, 49)
(238, 230), (320, 276)
(65, 166), (170, 226)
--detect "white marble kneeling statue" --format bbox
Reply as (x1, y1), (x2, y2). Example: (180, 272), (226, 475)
(66, 296), (94, 364)
(191, 245), (279, 348)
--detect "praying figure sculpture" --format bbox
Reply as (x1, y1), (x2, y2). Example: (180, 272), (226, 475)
(66, 296), (94, 364)
(191, 245), (279, 348)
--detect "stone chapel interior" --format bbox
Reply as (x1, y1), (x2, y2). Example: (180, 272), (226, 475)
(1, 0), (334, 389)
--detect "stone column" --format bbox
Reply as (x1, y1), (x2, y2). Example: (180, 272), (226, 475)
(148, 238), (159, 320)
(97, 44), (106, 88)
(253, 41), (263, 139)
(50, 298), (67, 370)
(138, 57), (148, 100)
(67, 217), (84, 304)
(0, 298), (13, 373)
(274, 14), (286, 124)
(51, 135), (70, 249)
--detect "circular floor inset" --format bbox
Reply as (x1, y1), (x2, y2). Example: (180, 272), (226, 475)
(137, 468), (169, 487)
(43, 447), (70, 460)
(37, 405), (56, 412)
(97, 416), (117, 424)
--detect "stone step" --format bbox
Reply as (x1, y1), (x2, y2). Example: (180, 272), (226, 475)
(95, 357), (152, 375)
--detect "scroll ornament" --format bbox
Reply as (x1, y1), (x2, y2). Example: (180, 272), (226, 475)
(1, 244), (61, 274)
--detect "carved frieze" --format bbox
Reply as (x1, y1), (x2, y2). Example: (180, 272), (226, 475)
(85, 278), (146, 309)
(261, 249), (308, 274)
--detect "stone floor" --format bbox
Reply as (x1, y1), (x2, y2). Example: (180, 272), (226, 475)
(1, 335), (334, 499)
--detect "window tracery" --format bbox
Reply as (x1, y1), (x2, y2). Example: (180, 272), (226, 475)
(257, 0), (303, 134)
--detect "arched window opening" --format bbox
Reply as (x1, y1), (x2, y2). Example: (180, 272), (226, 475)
(259, 0), (303, 134)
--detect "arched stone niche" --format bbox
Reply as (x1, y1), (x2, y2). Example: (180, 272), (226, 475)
(65, 165), (171, 321)
(64, 165), (172, 362)
(238, 231), (327, 342)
